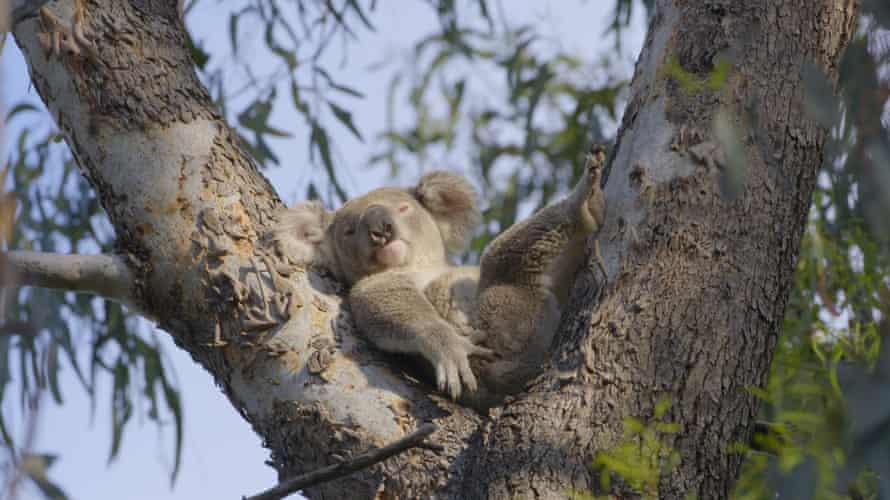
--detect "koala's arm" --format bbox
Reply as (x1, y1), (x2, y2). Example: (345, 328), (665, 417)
(349, 271), (492, 399)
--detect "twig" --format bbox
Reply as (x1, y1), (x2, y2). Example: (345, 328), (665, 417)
(2, 251), (134, 305)
(244, 423), (437, 500)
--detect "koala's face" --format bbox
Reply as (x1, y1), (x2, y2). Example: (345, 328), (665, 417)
(330, 187), (448, 283)
(273, 171), (480, 286)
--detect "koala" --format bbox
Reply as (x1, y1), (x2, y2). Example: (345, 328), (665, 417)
(271, 152), (606, 408)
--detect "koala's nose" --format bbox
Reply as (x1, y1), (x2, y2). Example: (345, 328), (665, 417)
(364, 205), (395, 247)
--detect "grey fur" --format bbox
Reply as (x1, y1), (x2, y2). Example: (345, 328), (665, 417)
(270, 158), (605, 407)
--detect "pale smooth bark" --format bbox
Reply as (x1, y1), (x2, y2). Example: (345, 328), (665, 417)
(9, 0), (857, 498)
(3, 251), (133, 304)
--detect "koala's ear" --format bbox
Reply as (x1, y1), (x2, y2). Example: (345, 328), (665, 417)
(269, 201), (342, 277)
(413, 171), (481, 254)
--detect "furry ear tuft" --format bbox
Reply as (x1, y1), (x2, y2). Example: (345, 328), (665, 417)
(413, 171), (481, 254)
(268, 201), (341, 277)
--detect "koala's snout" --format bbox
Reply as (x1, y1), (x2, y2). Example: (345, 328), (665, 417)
(363, 205), (396, 247)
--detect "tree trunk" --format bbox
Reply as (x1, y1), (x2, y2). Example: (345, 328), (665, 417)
(10, 0), (856, 498)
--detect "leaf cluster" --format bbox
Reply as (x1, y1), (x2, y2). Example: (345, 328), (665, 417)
(1, 105), (183, 497)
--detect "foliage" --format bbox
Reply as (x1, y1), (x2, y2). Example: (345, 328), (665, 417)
(0, 103), (185, 496)
(578, 9), (890, 497)
(574, 399), (682, 500)
(373, 14), (629, 257)
(191, 0), (380, 201)
(731, 9), (890, 499)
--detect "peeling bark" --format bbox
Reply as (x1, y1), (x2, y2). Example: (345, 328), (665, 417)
(9, 0), (857, 498)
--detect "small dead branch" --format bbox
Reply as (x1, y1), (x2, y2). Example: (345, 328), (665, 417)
(244, 423), (438, 500)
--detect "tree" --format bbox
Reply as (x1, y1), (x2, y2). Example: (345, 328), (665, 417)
(3, 0), (882, 498)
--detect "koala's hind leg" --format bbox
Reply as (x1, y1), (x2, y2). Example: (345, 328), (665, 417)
(478, 148), (606, 296)
(472, 285), (560, 395)
(474, 148), (606, 396)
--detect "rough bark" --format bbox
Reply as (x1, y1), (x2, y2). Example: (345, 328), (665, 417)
(459, 1), (858, 498)
(9, 0), (856, 498)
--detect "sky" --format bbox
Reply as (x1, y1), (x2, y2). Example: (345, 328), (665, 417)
(1, 2), (645, 499)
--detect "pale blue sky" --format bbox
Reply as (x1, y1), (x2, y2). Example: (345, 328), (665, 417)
(1, 3), (645, 499)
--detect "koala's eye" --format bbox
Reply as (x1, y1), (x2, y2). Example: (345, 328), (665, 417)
(398, 202), (413, 214)
(344, 226), (356, 236)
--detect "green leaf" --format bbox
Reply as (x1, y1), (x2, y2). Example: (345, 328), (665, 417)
(309, 123), (347, 201)
(228, 12), (241, 54)
(290, 81), (310, 115)
(0, 336), (13, 450)
(23, 453), (69, 500)
(346, 0), (375, 31)
(238, 93), (292, 138)
(6, 102), (38, 121)
(50, 325), (90, 394)
(476, 0), (493, 30)
(47, 341), (63, 405)
(323, 1), (358, 38)
(330, 82), (365, 99)
(162, 379), (184, 484)
(185, 35), (209, 70)
(744, 384), (771, 401)
(328, 102), (364, 141)
(653, 397), (672, 418)
(314, 66), (365, 99)
(264, 22), (297, 69)
(108, 359), (132, 463)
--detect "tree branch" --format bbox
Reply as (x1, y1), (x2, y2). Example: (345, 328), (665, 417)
(2, 251), (134, 304)
(244, 423), (438, 500)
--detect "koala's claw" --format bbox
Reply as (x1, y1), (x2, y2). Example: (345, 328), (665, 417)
(433, 334), (493, 399)
(575, 145), (607, 234)
(435, 357), (474, 400)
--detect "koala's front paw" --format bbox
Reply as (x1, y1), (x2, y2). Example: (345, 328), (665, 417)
(432, 332), (495, 400)
(574, 144), (607, 234)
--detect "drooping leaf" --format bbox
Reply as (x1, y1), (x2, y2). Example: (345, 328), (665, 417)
(328, 101), (364, 141)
